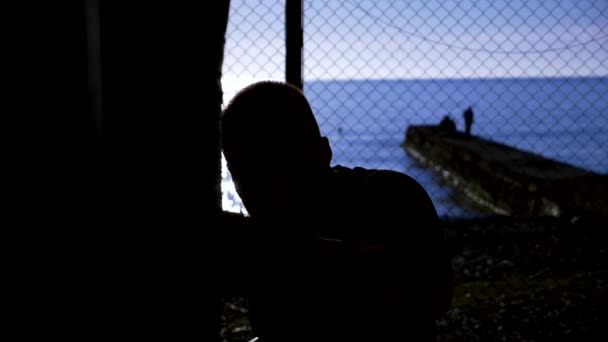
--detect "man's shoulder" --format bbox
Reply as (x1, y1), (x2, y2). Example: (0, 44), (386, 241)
(331, 165), (437, 223)
(332, 164), (407, 180)
(332, 165), (429, 199)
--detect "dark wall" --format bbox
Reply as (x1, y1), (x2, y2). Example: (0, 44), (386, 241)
(2, 1), (230, 338)
(2, 1), (99, 334)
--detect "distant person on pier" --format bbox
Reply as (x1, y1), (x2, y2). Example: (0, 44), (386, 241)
(221, 81), (453, 342)
(463, 106), (474, 136)
(439, 114), (456, 133)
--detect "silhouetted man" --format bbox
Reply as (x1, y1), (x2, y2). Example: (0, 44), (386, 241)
(221, 81), (453, 342)
(463, 106), (474, 136)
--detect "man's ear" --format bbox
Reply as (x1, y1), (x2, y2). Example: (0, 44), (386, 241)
(319, 136), (332, 166)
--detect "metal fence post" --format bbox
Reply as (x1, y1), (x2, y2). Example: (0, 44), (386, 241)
(286, 0), (303, 89)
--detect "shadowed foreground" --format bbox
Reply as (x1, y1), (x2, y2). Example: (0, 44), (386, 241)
(221, 216), (608, 341)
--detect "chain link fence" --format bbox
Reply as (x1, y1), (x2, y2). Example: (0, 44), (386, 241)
(302, 0), (607, 218)
(222, 0), (607, 218)
(220, 1), (608, 341)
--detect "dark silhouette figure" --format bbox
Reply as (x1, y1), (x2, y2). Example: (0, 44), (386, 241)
(221, 81), (453, 342)
(463, 106), (474, 136)
(439, 114), (457, 133)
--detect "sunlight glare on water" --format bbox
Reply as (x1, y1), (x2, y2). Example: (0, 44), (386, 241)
(221, 152), (249, 216)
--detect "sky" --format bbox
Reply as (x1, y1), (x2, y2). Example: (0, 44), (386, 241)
(221, 0), (607, 102)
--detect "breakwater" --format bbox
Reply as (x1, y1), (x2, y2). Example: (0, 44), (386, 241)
(403, 125), (608, 220)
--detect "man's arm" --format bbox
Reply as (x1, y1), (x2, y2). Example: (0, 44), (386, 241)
(220, 212), (274, 295)
(357, 170), (454, 322)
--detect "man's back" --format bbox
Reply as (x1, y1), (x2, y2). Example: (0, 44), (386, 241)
(248, 165), (453, 342)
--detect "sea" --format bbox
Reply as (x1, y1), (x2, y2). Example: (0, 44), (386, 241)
(222, 77), (608, 218)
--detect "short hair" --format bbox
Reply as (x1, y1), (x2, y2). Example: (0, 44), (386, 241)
(221, 81), (322, 167)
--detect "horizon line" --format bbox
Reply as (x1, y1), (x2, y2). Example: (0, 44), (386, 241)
(304, 74), (608, 83)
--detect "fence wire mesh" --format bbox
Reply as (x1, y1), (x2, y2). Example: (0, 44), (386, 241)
(222, 0), (607, 218)
(302, 0), (607, 218)
(220, 1), (608, 341)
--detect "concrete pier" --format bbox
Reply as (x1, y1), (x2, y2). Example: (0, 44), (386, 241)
(402, 125), (608, 219)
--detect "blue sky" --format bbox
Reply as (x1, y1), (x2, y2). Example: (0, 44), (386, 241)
(221, 0), (607, 101)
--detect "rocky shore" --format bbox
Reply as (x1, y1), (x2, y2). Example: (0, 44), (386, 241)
(221, 216), (608, 342)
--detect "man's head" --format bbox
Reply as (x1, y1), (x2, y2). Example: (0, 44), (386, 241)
(221, 81), (332, 217)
